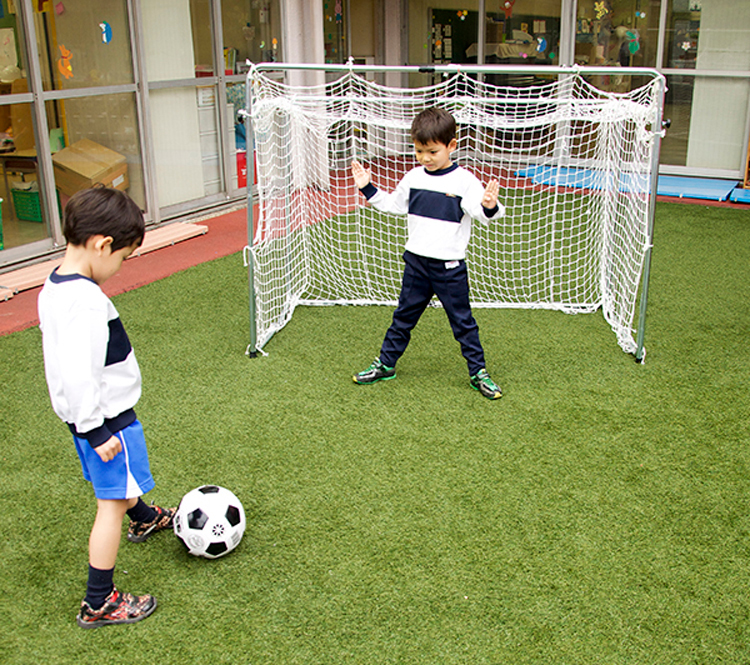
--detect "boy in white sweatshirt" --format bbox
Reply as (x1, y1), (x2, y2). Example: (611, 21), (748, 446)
(38, 187), (173, 628)
(352, 107), (504, 399)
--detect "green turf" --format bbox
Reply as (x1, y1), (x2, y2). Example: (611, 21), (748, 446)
(1, 201), (749, 663)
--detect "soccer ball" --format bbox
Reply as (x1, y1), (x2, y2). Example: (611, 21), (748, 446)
(173, 485), (246, 559)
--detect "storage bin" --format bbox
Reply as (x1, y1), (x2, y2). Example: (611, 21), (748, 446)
(11, 188), (61, 223)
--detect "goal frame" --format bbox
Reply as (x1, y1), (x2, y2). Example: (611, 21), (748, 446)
(243, 62), (666, 362)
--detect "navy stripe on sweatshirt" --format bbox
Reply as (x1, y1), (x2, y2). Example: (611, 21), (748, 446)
(408, 188), (464, 224)
(105, 318), (132, 366)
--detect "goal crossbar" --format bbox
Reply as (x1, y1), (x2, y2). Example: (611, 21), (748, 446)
(244, 63), (666, 362)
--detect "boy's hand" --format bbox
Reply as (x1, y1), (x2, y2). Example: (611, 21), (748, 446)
(482, 179), (500, 210)
(351, 160), (371, 189)
(95, 435), (122, 463)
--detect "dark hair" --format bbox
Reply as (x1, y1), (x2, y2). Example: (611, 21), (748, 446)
(63, 187), (145, 251)
(411, 107), (456, 147)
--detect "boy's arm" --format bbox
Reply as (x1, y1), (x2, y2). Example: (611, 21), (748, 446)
(466, 177), (504, 224)
(481, 179), (500, 215)
(352, 160), (410, 215)
(351, 160), (371, 189)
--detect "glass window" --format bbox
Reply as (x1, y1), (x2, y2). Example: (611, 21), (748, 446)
(35, 0), (134, 91)
(664, 0), (750, 72)
(190, 0), (216, 78)
(0, 5), (54, 252)
(484, 1), (562, 67)
(575, 0), (659, 92)
(576, 0), (656, 68)
(324, 0), (347, 64)
(661, 73), (693, 165)
(51, 93), (144, 210)
(664, 0), (700, 69)
(661, 1), (750, 171)
(662, 75), (750, 170)
(144, 0), (211, 208)
(425, 3), (561, 68)
(222, 1), (283, 193)
(222, 0), (283, 68)
(405, 1), (562, 87)
(0, 102), (52, 251)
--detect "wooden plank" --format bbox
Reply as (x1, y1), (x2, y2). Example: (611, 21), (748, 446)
(132, 222), (208, 257)
(0, 258), (61, 294)
(0, 222), (208, 298)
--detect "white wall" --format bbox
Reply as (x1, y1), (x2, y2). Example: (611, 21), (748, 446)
(686, 1), (750, 170)
(142, 0), (205, 207)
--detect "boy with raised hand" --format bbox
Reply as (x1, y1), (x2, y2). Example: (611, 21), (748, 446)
(38, 187), (174, 628)
(351, 106), (504, 399)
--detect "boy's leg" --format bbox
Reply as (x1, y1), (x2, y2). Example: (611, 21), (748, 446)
(432, 261), (486, 376)
(84, 498), (133, 611)
(379, 252), (434, 367)
(79, 496), (157, 628)
(89, 497), (134, 571)
(127, 498), (175, 543)
(433, 261), (502, 398)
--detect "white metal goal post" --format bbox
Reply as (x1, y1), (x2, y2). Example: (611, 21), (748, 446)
(243, 62), (666, 362)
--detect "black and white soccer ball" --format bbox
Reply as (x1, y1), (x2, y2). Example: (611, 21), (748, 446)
(173, 485), (246, 559)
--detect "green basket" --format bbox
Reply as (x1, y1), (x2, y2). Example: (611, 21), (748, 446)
(11, 188), (61, 223)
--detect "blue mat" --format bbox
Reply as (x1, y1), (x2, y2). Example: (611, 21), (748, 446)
(516, 165), (649, 194)
(656, 176), (738, 201)
(729, 187), (750, 204)
(516, 166), (741, 201)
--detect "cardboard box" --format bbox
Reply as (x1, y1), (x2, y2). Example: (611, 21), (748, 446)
(10, 78), (35, 151)
(52, 139), (128, 196)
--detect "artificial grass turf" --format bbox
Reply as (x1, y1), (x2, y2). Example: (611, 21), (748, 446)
(1, 201), (749, 663)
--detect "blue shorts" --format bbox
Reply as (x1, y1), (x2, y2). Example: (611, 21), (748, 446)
(74, 419), (155, 500)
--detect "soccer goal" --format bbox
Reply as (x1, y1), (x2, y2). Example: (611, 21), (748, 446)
(243, 63), (666, 362)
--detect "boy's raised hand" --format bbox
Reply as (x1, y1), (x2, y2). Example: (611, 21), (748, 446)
(351, 160), (371, 189)
(482, 179), (500, 210)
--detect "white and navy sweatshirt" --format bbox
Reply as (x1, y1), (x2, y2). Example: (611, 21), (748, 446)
(38, 270), (141, 448)
(360, 163), (505, 261)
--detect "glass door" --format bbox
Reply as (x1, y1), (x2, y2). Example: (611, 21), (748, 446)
(0, 2), (50, 255)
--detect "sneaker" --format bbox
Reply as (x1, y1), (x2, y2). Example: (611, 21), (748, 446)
(353, 357), (396, 384)
(127, 505), (175, 543)
(77, 588), (156, 628)
(470, 369), (503, 400)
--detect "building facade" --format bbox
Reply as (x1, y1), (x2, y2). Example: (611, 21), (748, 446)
(0, 0), (747, 267)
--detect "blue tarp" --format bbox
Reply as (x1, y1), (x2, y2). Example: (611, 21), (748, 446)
(516, 166), (744, 202)
(656, 176), (739, 201)
(729, 187), (750, 204)
(515, 165), (649, 194)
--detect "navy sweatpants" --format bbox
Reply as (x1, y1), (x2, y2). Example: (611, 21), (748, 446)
(379, 251), (486, 376)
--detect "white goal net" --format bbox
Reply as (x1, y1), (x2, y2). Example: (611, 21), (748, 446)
(245, 65), (664, 358)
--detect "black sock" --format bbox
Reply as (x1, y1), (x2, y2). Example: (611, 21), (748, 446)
(84, 565), (114, 610)
(126, 497), (157, 523)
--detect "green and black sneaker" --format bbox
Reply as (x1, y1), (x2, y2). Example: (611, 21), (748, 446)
(470, 368), (502, 400)
(353, 358), (396, 384)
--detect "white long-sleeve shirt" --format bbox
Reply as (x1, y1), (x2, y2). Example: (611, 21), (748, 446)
(38, 270), (141, 448)
(360, 163), (505, 260)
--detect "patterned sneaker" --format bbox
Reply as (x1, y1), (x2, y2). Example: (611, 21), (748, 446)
(77, 588), (156, 628)
(353, 357), (396, 384)
(127, 505), (175, 543)
(470, 369), (503, 400)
